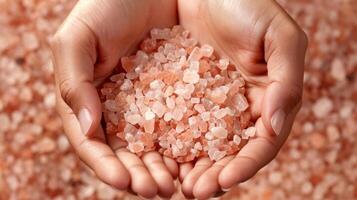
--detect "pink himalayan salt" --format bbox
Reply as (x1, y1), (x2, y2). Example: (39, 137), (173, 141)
(232, 93), (249, 112)
(101, 26), (255, 162)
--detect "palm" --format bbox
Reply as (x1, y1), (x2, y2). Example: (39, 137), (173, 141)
(177, 0), (297, 199)
(55, 0), (179, 198)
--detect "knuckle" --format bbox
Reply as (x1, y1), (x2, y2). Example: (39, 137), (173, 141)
(288, 85), (303, 108)
(58, 78), (76, 106)
(283, 23), (308, 46)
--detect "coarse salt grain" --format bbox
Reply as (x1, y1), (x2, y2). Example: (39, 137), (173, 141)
(101, 26), (254, 162)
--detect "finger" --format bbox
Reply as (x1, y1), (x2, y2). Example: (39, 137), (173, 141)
(218, 116), (294, 189)
(116, 150), (158, 198)
(57, 95), (130, 189)
(263, 11), (308, 136)
(179, 163), (193, 182)
(51, 16), (100, 137)
(193, 156), (233, 200)
(142, 152), (175, 198)
(181, 158), (213, 199)
(163, 156), (179, 179)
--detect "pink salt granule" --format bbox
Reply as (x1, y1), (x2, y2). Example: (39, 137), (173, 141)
(100, 26), (256, 162)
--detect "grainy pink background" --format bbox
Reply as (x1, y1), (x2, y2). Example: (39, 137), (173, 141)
(0, 0), (356, 199)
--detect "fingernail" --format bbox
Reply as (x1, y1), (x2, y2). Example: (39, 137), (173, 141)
(271, 108), (285, 136)
(138, 195), (153, 200)
(221, 187), (231, 192)
(78, 108), (92, 135)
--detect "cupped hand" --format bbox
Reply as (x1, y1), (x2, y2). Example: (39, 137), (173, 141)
(177, 0), (308, 199)
(50, 0), (179, 198)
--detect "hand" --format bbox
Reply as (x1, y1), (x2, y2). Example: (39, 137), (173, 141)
(177, 0), (308, 199)
(50, 0), (179, 198)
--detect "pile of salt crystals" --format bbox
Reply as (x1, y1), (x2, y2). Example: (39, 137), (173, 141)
(100, 26), (256, 162)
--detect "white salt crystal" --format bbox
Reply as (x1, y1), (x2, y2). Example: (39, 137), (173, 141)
(211, 127), (228, 139)
(232, 93), (249, 112)
(144, 110), (155, 120)
(194, 142), (203, 150)
(120, 79), (133, 91)
(330, 58), (346, 81)
(191, 98), (200, 104)
(312, 97), (333, 118)
(125, 114), (142, 125)
(164, 112), (173, 122)
(176, 122), (185, 133)
(0, 113), (10, 132)
(104, 100), (117, 112)
(213, 108), (227, 119)
(22, 32), (39, 50)
(150, 80), (165, 90)
(150, 28), (171, 40)
(205, 132), (214, 140)
(200, 112), (211, 121)
(164, 86), (174, 97)
(189, 61), (200, 71)
(200, 44), (214, 57)
(244, 126), (256, 138)
(187, 47), (202, 62)
(218, 58), (229, 70)
(233, 135), (241, 145)
(152, 101), (166, 118)
(188, 116), (198, 126)
(183, 69), (200, 84)
(172, 108), (184, 121)
(166, 97), (176, 110)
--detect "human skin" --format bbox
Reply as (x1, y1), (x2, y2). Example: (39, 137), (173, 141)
(51, 0), (178, 198)
(177, 0), (307, 199)
(50, 0), (307, 199)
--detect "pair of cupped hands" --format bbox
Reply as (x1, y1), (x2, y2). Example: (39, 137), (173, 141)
(51, 0), (307, 199)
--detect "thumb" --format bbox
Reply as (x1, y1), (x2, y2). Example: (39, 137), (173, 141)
(51, 19), (101, 137)
(262, 16), (308, 136)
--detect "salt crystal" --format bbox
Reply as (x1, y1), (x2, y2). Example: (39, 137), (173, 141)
(128, 142), (144, 153)
(152, 101), (166, 118)
(200, 112), (211, 121)
(312, 97), (333, 118)
(120, 79), (133, 91)
(233, 135), (241, 145)
(244, 127), (256, 137)
(191, 98), (200, 104)
(125, 114), (142, 125)
(330, 58), (346, 81)
(176, 122), (185, 133)
(211, 127), (228, 139)
(22, 32), (39, 50)
(144, 110), (155, 120)
(189, 61), (200, 71)
(104, 100), (117, 112)
(209, 87), (227, 104)
(205, 132), (214, 140)
(150, 28), (171, 40)
(172, 108), (184, 121)
(164, 112), (173, 122)
(218, 58), (229, 70)
(143, 119), (155, 133)
(164, 86), (174, 97)
(194, 142), (203, 150)
(200, 44), (214, 57)
(166, 97), (176, 110)
(232, 93), (249, 112)
(213, 108), (227, 119)
(150, 80), (165, 90)
(187, 47), (202, 62)
(0, 114), (10, 132)
(183, 69), (200, 84)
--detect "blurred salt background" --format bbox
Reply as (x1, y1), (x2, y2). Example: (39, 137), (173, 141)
(0, 0), (356, 199)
